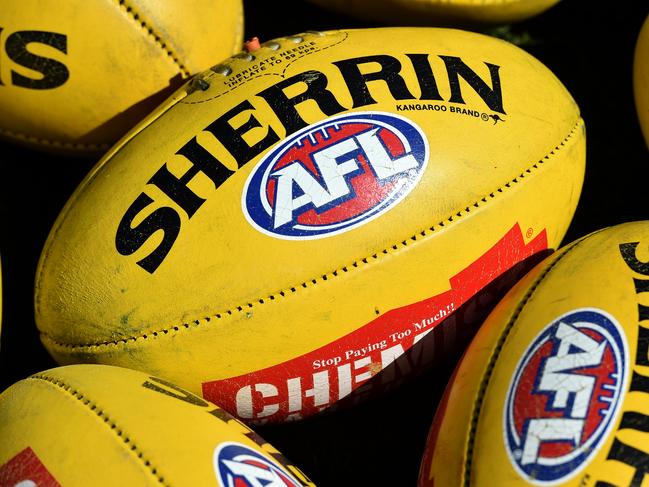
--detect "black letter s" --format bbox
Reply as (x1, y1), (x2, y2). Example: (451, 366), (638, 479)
(6, 30), (69, 89)
(115, 194), (181, 274)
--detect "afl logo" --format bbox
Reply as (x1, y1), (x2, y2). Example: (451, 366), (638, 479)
(504, 308), (629, 484)
(214, 442), (302, 487)
(242, 111), (429, 239)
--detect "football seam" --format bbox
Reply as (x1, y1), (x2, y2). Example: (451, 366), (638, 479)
(182, 31), (349, 105)
(116, 0), (191, 77)
(412, 0), (550, 4)
(461, 228), (603, 486)
(0, 126), (111, 151)
(27, 374), (169, 486)
(38, 117), (584, 352)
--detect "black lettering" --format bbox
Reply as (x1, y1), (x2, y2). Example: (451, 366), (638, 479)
(333, 55), (415, 108)
(206, 407), (235, 422)
(148, 164), (205, 218)
(597, 240), (649, 487)
(641, 304), (649, 325)
(174, 136), (233, 198)
(244, 429), (271, 448)
(630, 370), (649, 394)
(148, 134), (236, 217)
(6, 30), (69, 89)
(637, 326), (649, 367)
(634, 278), (649, 296)
(621, 242), (649, 276)
(439, 55), (505, 114)
(406, 54), (443, 101)
(619, 410), (649, 433)
(142, 376), (209, 407)
(115, 193), (181, 274)
(257, 70), (346, 135)
(116, 137), (233, 274)
(204, 100), (280, 166)
(148, 145), (214, 218)
(605, 438), (649, 487)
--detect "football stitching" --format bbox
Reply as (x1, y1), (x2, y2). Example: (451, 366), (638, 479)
(28, 374), (169, 486)
(182, 31), (350, 105)
(38, 117), (583, 352)
(406, 0), (548, 4)
(116, 0), (191, 77)
(0, 126), (111, 151)
(461, 229), (601, 486)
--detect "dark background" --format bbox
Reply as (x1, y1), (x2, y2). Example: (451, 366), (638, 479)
(0, 1), (647, 485)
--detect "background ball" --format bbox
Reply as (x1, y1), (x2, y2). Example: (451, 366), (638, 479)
(305, 0), (561, 26)
(419, 221), (649, 486)
(0, 0), (244, 155)
(634, 13), (649, 149)
(0, 364), (314, 486)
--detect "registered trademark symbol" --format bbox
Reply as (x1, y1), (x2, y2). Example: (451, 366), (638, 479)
(526, 227), (534, 238)
(513, 449), (522, 459)
(481, 113), (489, 122)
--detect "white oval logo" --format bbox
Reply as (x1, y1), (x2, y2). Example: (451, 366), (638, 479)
(504, 308), (629, 484)
(242, 111), (429, 239)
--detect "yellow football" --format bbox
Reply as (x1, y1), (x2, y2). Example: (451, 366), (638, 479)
(419, 220), (649, 486)
(306, 0), (561, 26)
(35, 27), (585, 424)
(634, 14), (649, 149)
(0, 0), (243, 155)
(0, 364), (314, 486)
